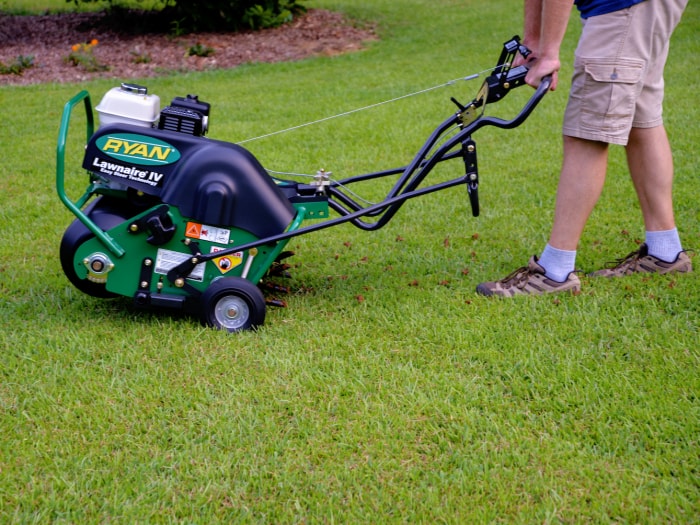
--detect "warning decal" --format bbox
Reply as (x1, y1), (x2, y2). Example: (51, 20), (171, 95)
(211, 246), (243, 274)
(186, 222), (201, 238)
(185, 222), (231, 245)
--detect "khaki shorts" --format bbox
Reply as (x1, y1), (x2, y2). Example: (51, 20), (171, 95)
(563, 0), (688, 145)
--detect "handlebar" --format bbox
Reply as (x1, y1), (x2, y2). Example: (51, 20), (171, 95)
(475, 73), (552, 132)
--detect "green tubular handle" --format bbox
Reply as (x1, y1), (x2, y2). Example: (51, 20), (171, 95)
(56, 91), (125, 258)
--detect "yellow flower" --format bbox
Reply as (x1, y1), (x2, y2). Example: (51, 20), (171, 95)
(71, 44), (80, 52)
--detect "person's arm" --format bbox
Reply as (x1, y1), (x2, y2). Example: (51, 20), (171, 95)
(514, 0), (542, 68)
(522, 0), (543, 56)
(525, 0), (575, 90)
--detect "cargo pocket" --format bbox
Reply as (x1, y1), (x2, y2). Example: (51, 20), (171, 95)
(580, 58), (644, 133)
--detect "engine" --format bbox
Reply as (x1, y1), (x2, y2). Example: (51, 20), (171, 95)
(158, 93), (210, 136)
(95, 82), (210, 136)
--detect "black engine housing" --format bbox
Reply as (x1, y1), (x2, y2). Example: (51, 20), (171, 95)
(82, 123), (296, 239)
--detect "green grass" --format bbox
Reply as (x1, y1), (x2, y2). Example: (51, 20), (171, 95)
(1, 0), (699, 522)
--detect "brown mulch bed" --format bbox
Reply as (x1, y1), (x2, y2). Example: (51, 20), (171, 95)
(0, 9), (377, 86)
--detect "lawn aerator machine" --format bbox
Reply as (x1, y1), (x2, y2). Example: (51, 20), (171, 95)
(56, 36), (551, 332)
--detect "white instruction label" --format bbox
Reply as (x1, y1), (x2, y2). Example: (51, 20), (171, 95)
(155, 249), (206, 282)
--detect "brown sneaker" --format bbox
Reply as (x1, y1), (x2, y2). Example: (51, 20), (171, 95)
(590, 243), (692, 277)
(476, 256), (581, 297)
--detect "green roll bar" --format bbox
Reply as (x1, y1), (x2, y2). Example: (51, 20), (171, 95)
(56, 91), (125, 258)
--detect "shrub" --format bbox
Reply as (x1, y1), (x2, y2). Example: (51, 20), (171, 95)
(0, 55), (34, 75)
(66, 0), (306, 33)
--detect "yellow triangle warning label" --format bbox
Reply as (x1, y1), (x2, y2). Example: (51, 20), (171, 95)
(214, 254), (243, 274)
(211, 246), (243, 274)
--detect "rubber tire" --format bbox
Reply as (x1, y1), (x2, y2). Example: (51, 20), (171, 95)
(59, 197), (135, 298)
(200, 277), (266, 333)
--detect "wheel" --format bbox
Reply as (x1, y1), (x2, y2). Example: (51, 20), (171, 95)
(59, 197), (137, 298)
(200, 277), (266, 332)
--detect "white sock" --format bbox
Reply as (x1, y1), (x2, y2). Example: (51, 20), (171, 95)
(538, 243), (577, 282)
(646, 228), (683, 261)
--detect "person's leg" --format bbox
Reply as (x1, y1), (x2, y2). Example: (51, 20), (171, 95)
(585, 122), (691, 277)
(585, 122), (692, 277)
(548, 136), (609, 251)
(536, 135), (608, 282)
(626, 125), (676, 227)
(476, 129), (609, 295)
(626, 124), (683, 261)
(619, 0), (688, 261)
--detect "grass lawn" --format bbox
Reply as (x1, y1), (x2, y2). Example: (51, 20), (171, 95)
(1, 0), (698, 522)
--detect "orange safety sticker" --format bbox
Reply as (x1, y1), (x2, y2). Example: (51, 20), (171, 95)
(185, 221), (202, 238)
(186, 222), (231, 244)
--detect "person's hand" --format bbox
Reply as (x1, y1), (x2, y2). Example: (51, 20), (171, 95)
(513, 38), (538, 68)
(524, 56), (561, 90)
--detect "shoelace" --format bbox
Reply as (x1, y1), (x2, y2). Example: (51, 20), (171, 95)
(604, 247), (645, 270)
(499, 265), (537, 288)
